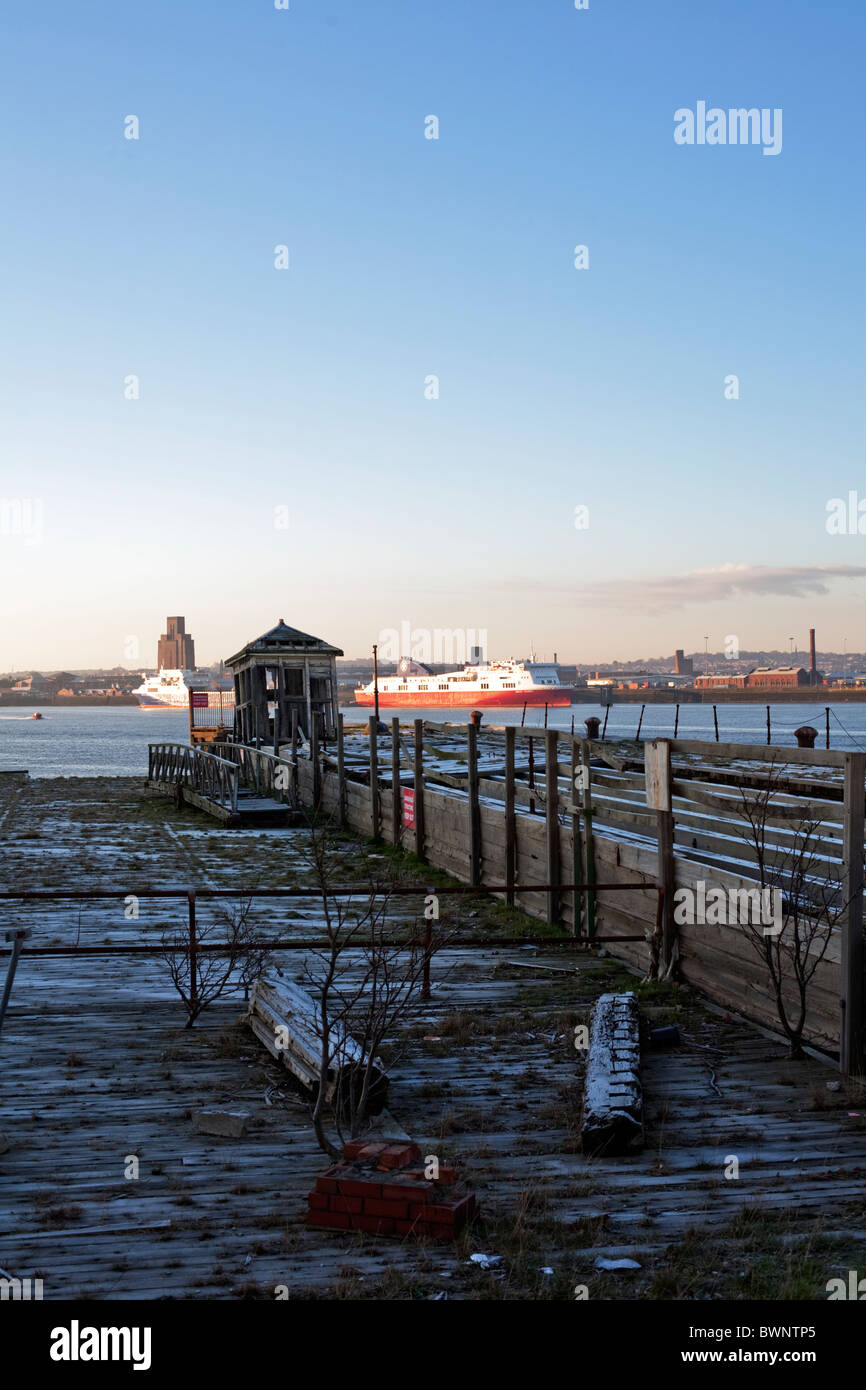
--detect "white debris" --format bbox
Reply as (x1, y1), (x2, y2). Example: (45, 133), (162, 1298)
(595, 1257), (641, 1271)
(467, 1253), (503, 1269)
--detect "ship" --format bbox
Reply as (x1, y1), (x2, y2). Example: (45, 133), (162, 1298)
(354, 657), (572, 708)
(133, 669), (234, 710)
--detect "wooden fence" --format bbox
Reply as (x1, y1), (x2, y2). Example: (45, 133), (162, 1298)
(289, 717), (866, 1071)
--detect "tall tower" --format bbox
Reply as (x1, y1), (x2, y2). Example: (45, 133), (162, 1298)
(158, 617), (196, 670)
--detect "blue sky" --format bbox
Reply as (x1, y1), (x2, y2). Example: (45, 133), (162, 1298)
(1, 0), (864, 668)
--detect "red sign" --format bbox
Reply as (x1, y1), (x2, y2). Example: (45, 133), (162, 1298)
(402, 788), (415, 829)
(191, 692), (209, 708)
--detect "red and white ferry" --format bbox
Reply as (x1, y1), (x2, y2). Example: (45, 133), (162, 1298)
(354, 658), (572, 709)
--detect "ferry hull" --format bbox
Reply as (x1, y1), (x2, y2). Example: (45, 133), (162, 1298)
(354, 688), (572, 708)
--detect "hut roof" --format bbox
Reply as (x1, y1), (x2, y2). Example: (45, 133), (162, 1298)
(225, 619), (343, 666)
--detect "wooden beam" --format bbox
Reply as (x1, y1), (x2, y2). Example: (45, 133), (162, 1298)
(545, 729), (560, 924)
(310, 714), (321, 809)
(413, 718), (426, 861)
(581, 740), (597, 937)
(668, 738), (846, 768)
(581, 992), (644, 1156)
(505, 726), (516, 907)
(648, 740), (677, 979)
(336, 713), (347, 827)
(841, 752), (866, 1075)
(467, 720), (481, 887)
(391, 717), (401, 844)
(571, 737), (583, 937)
(290, 707), (299, 807)
(368, 715), (380, 840)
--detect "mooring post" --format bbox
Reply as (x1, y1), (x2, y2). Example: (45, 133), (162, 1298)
(545, 729), (560, 924)
(766, 705), (771, 745)
(601, 705), (610, 742)
(841, 752), (866, 1075)
(187, 891), (198, 1016)
(391, 716), (401, 844)
(636, 704), (645, 741)
(368, 715), (380, 840)
(674, 703), (679, 737)
(413, 718), (426, 860)
(505, 726), (516, 907)
(826, 707), (830, 750)
(712, 705), (719, 742)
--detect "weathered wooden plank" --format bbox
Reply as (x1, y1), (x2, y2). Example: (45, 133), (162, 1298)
(841, 753), (866, 1074)
(581, 993), (643, 1156)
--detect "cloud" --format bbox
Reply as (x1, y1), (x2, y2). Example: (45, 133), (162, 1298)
(569, 563), (866, 614)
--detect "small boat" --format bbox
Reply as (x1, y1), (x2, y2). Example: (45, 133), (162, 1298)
(31, 712), (43, 720)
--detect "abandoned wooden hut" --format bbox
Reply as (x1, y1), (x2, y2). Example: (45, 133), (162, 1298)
(225, 619), (343, 746)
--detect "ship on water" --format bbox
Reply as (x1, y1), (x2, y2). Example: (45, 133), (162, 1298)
(354, 657), (572, 708)
(133, 669), (234, 710)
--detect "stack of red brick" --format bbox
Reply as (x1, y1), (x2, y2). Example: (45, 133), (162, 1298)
(307, 1140), (477, 1241)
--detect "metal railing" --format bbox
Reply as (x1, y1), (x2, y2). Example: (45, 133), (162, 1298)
(147, 743), (239, 814)
(0, 881), (660, 1007)
(217, 743), (299, 805)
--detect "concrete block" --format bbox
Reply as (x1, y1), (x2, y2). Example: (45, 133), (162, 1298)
(193, 1109), (249, 1139)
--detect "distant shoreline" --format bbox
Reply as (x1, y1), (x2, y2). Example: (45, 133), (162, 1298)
(0, 695), (139, 707)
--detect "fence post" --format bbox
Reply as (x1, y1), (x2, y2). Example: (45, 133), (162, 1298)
(580, 739), (597, 936)
(467, 720), (482, 887)
(413, 719), (426, 861)
(841, 752), (866, 1075)
(571, 736), (583, 937)
(336, 713), (347, 826)
(646, 738), (676, 979)
(505, 726), (516, 907)
(187, 891), (198, 1017)
(544, 730), (560, 924)
(311, 715), (321, 810)
(290, 708), (299, 807)
(391, 717), (401, 845)
(368, 715), (380, 840)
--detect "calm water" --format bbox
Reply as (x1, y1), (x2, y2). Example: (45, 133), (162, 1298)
(2, 701), (866, 778)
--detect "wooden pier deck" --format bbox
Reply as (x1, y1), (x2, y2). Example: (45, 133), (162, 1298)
(1, 777), (865, 1300)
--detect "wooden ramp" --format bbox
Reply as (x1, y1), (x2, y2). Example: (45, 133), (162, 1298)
(147, 743), (295, 827)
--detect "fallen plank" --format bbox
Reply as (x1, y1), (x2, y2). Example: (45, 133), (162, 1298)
(581, 992), (644, 1157)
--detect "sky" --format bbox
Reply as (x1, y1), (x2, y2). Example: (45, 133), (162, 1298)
(1, 0), (864, 669)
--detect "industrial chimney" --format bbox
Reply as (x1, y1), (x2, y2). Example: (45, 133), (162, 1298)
(809, 628), (817, 685)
